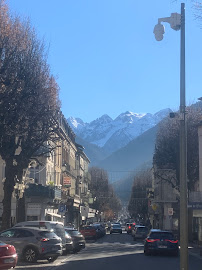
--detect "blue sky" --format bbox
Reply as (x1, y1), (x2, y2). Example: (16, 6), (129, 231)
(8, 0), (202, 122)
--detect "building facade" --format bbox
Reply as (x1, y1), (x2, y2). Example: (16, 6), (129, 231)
(0, 112), (92, 228)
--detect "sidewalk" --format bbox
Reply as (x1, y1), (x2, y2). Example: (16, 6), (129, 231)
(189, 243), (202, 260)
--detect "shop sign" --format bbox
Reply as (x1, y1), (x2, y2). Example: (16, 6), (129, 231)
(188, 202), (202, 209)
(63, 176), (71, 187)
(89, 198), (94, 204)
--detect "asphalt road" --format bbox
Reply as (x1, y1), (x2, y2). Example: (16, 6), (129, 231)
(16, 231), (202, 270)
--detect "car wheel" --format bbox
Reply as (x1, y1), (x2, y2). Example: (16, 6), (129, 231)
(48, 256), (58, 263)
(144, 249), (150, 256)
(23, 247), (38, 263)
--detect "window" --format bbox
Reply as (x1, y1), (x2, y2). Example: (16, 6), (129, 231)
(0, 230), (15, 238)
(149, 232), (174, 240)
(39, 231), (57, 238)
(16, 229), (34, 238)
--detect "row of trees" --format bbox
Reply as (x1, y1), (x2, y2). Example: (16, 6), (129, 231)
(128, 103), (202, 221)
(89, 167), (122, 221)
(0, 1), (60, 229)
(153, 104), (202, 191)
(128, 169), (152, 222)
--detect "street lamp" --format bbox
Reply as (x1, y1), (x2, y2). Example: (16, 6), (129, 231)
(154, 3), (188, 270)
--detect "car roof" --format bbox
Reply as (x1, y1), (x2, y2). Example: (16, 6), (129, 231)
(14, 221), (64, 226)
(10, 226), (51, 232)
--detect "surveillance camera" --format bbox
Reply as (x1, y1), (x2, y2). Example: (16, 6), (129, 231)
(170, 13), (181, 31)
(153, 23), (165, 41)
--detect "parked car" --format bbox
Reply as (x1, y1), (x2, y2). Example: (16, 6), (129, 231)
(14, 221), (66, 252)
(93, 224), (106, 238)
(110, 223), (122, 234)
(64, 231), (74, 253)
(0, 241), (18, 269)
(144, 229), (179, 256)
(0, 227), (62, 263)
(65, 228), (85, 253)
(80, 225), (97, 240)
(132, 225), (149, 240)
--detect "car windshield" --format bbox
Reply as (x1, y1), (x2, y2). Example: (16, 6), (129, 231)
(82, 226), (93, 230)
(67, 230), (81, 236)
(113, 224), (121, 228)
(137, 227), (148, 232)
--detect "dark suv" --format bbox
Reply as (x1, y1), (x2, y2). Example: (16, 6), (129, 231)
(65, 228), (85, 252)
(144, 229), (179, 256)
(132, 225), (149, 240)
(125, 223), (135, 234)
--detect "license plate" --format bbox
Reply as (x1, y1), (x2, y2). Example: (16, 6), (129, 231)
(4, 258), (15, 263)
(52, 247), (58, 251)
(158, 245), (167, 248)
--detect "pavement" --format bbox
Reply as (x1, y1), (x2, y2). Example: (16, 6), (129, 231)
(189, 243), (202, 260)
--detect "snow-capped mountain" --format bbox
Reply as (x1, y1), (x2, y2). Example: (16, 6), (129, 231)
(67, 108), (171, 154)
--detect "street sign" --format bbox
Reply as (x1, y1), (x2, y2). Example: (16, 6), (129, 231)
(168, 208), (173, 216)
(58, 204), (66, 213)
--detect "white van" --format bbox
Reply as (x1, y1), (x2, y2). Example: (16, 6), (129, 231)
(14, 221), (66, 251)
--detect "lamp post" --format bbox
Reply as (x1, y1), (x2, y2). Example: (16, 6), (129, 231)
(154, 3), (188, 270)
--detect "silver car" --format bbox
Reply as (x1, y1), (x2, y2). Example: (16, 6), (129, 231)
(0, 227), (62, 263)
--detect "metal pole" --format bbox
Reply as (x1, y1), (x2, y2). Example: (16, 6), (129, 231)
(179, 3), (188, 270)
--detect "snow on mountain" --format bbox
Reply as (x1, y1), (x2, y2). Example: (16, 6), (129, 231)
(68, 117), (86, 130)
(67, 108), (171, 153)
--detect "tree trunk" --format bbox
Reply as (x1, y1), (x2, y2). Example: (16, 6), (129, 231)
(16, 168), (25, 223)
(17, 195), (25, 222)
(1, 159), (15, 230)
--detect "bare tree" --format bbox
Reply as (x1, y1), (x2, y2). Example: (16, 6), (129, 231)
(128, 169), (152, 222)
(89, 167), (121, 220)
(153, 104), (202, 192)
(0, 1), (60, 229)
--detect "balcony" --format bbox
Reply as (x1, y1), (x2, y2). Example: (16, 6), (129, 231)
(25, 184), (61, 201)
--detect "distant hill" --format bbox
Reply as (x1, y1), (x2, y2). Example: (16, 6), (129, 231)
(111, 161), (152, 203)
(97, 124), (158, 175)
(75, 136), (109, 166)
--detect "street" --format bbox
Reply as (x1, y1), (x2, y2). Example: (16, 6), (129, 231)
(15, 231), (202, 270)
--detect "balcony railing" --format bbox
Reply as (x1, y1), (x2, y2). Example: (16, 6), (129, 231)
(25, 184), (61, 201)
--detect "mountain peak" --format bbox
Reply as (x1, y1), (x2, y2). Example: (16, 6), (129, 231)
(115, 111), (146, 123)
(67, 117), (85, 129)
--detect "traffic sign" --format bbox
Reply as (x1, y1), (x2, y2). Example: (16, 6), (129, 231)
(168, 208), (173, 216)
